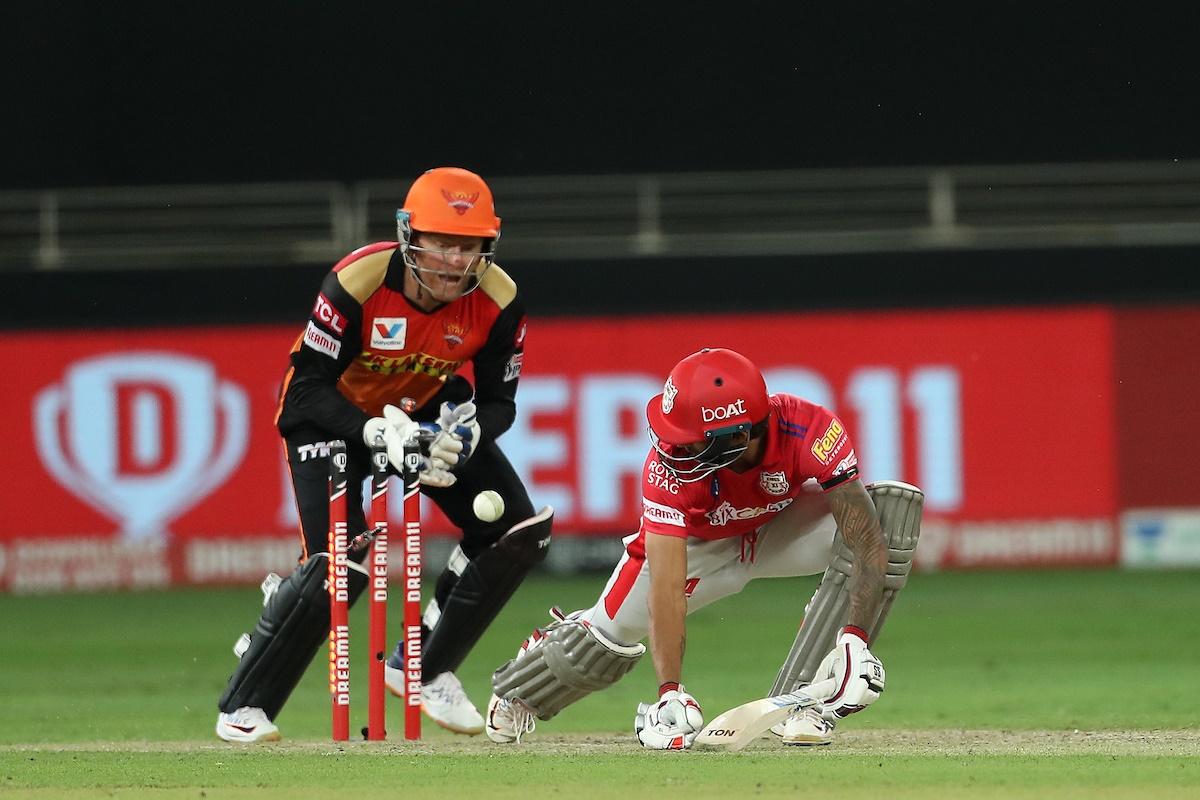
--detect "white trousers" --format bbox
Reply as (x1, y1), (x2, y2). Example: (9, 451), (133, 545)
(577, 483), (837, 645)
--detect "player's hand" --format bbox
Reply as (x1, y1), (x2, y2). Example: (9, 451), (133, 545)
(634, 685), (704, 750)
(816, 626), (885, 720)
(428, 401), (481, 467)
(378, 404), (457, 488)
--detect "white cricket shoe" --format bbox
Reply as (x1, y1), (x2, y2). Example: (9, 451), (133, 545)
(485, 693), (536, 744)
(780, 705), (836, 746)
(215, 706), (281, 743)
(384, 664), (484, 735)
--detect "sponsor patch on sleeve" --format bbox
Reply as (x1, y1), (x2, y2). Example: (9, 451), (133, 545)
(503, 352), (524, 382)
(810, 418), (845, 465)
(832, 450), (859, 477)
(304, 320), (342, 359)
(642, 497), (686, 528)
(312, 293), (346, 334)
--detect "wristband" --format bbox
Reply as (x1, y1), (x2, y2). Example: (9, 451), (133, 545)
(658, 681), (680, 696)
(841, 625), (869, 643)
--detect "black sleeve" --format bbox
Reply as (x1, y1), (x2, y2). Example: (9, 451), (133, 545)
(470, 291), (527, 440)
(279, 272), (372, 442)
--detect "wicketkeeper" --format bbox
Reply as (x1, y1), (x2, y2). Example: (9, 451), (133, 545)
(215, 167), (552, 742)
(487, 347), (921, 748)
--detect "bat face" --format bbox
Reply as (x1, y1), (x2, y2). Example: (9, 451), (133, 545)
(691, 679), (834, 752)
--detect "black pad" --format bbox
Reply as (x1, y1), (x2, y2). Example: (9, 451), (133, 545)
(217, 554), (367, 719)
(422, 506), (553, 677)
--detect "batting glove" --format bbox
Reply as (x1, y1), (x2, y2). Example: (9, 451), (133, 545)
(634, 683), (704, 750)
(819, 626), (885, 720)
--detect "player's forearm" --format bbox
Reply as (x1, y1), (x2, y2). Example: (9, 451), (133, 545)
(847, 544), (886, 632)
(283, 372), (371, 442)
(828, 482), (888, 631)
(647, 586), (687, 685)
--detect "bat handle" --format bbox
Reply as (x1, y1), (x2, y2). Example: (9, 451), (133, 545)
(799, 677), (838, 703)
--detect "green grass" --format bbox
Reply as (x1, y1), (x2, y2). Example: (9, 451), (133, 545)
(1, 568), (1197, 797)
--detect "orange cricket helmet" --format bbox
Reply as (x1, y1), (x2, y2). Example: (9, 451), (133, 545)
(397, 166), (501, 240)
(395, 167), (502, 299)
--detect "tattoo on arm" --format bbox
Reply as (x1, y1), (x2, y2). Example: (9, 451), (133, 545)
(827, 482), (888, 632)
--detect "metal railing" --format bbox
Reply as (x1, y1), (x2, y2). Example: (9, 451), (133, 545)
(4, 160), (1199, 270)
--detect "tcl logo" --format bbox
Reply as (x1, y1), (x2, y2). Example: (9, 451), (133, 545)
(313, 294), (346, 334)
(701, 398), (746, 422)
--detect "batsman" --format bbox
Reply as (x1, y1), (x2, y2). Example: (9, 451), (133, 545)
(214, 167), (553, 742)
(487, 347), (921, 748)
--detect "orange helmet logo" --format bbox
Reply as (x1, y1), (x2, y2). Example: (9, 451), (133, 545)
(441, 190), (480, 216)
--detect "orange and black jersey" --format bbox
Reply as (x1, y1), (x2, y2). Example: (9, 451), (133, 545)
(275, 242), (527, 444)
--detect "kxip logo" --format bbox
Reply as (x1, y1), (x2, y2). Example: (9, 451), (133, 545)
(34, 353), (249, 542)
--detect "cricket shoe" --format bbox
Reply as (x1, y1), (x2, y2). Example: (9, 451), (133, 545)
(215, 706), (281, 743)
(485, 694), (536, 744)
(384, 655), (484, 735)
(780, 705), (836, 746)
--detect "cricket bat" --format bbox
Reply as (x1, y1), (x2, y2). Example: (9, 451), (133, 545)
(691, 678), (836, 752)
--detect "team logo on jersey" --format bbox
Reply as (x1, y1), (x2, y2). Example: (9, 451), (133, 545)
(811, 419), (846, 465)
(441, 189), (479, 216)
(370, 317), (408, 350)
(304, 321), (341, 358)
(442, 319), (470, 349)
(662, 377), (678, 414)
(759, 470), (790, 496)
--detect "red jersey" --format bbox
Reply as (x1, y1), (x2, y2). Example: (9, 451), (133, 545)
(639, 393), (860, 541)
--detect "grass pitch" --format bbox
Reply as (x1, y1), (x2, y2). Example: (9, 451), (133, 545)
(1, 568), (1197, 798)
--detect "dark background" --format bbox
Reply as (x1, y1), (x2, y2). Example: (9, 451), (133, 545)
(4, 4), (1197, 189)
(6, 4), (1198, 325)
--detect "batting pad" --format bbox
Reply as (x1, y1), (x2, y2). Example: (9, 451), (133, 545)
(492, 619), (645, 720)
(768, 480), (923, 696)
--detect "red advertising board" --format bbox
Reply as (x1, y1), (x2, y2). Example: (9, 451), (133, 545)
(0, 307), (1121, 590)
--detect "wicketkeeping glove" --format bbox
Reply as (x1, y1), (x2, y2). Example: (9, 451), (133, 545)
(634, 684), (704, 750)
(428, 401), (481, 468)
(372, 404), (457, 488)
(817, 625), (886, 720)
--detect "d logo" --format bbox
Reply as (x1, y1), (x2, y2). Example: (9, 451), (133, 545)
(34, 353), (249, 542)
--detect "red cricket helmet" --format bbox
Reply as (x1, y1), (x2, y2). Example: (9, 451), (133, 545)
(646, 348), (770, 482)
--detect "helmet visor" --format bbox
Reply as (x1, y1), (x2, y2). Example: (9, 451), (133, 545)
(648, 421), (751, 483)
(402, 244), (494, 298)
